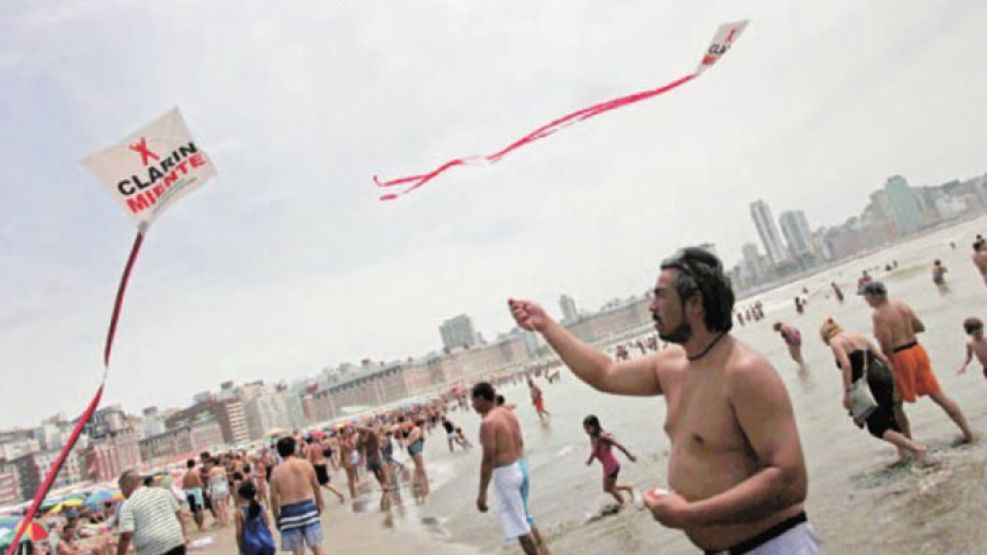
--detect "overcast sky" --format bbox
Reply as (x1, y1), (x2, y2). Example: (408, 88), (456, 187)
(2, 0), (986, 429)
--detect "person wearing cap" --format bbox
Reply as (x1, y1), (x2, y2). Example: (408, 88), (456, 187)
(116, 470), (188, 555)
(508, 247), (817, 554)
(862, 280), (974, 443)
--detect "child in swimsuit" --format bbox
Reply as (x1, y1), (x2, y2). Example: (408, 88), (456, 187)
(583, 415), (637, 505)
(957, 317), (987, 379)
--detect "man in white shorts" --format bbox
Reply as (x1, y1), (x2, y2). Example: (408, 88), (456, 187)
(472, 382), (549, 554)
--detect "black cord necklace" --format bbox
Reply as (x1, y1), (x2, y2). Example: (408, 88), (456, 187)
(687, 332), (727, 361)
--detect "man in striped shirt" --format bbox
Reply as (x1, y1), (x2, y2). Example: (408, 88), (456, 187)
(116, 470), (188, 555)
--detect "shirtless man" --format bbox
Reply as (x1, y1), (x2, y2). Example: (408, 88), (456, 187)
(863, 281), (974, 442)
(270, 436), (326, 555)
(305, 436), (344, 503)
(472, 382), (549, 555)
(509, 247), (817, 553)
(181, 459), (207, 531)
(526, 378), (550, 423)
(972, 240), (987, 285)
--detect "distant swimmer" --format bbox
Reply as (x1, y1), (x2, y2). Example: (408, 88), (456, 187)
(863, 281), (973, 443)
(774, 322), (805, 368)
(820, 318), (932, 466)
(473, 382), (550, 555)
(931, 259), (948, 288)
(582, 415), (637, 506)
(509, 247), (817, 553)
(857, 270), (873, 294)
(831, 282), (844, 304)
(957, 317), (987, 380)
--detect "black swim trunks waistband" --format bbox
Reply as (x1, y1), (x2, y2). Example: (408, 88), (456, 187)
(705, 511), (808, 555)
(893, 340), (919, 353)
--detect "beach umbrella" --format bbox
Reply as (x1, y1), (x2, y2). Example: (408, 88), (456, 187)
(0, 517), (17, 529)
(11, 521), (47, 542)
(85, 489), (114, 511)
(0, 528), (26, 548)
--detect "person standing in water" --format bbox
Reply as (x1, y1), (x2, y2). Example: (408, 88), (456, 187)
(473, 382), (550, 555)
(820, 318), (932, 466)
(527, 378), (551, 423)
(956, 317), (987, 379)
(931, 259), (948, 288)
(583, 415), (637, 506)
(773, 322), (805, 368)
(509, 247), (816, 553)
(830, 282), (844, 304)
(863, 281), (974, 443)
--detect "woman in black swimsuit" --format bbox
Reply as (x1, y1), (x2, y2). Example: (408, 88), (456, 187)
(820, 318), (932, 465)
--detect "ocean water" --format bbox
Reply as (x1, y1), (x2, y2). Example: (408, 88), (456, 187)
(374, 215), (987, 554)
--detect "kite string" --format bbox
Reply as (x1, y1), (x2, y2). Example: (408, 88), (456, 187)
(5, 227), (146, 555)
(374, 72), (697, 200)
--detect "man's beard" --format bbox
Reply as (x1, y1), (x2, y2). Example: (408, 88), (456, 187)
(656, 316), (692, 344)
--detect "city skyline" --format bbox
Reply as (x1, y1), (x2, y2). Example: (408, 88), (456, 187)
(3, 2), (987, 429)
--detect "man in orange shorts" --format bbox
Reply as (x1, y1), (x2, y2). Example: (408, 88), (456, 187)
(863, 281), (973, 443)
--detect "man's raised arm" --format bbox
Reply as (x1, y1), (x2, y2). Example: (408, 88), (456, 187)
(509, 298), (662, 396)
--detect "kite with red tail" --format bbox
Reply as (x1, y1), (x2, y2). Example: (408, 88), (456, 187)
(374, 20), (748, 200)
(4, 108), (216, 555)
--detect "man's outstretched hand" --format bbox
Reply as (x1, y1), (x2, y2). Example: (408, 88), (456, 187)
(508, 299), (550, 332)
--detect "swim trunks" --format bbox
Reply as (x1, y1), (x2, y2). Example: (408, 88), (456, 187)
(278, 500), (322, 551)
(890, 341), (941, 403)
(704, 512), (820, 554)
(314, 463), (330, 486)
(185, 487), (204, 513)
(492, 459), (535, 540)
(533, 397), (545, 412)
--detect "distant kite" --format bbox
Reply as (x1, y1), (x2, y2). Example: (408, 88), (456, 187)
(373, 20), (748, 201)
(5, 108), (216, 555)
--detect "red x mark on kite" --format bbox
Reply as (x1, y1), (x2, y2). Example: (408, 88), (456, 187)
(128, 137), (160, 166)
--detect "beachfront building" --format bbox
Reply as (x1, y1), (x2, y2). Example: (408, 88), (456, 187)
(564, 297), (652, 345)
(84, 428), (141, 483)
(882, 175), (924, 235)
(778, 210), (819, 270)
(214, 397), (250, 446)
(322, 362), (412, 415)
(0, 461), (20, 505)
(0, 437), (40, 461)
(750, 200), (789, 266)
(244, 390), (294, 440)
(138, 420), (223, 465)
(140, 407), (166, 439)
(559, 295), (578, 323)
(310, 389), (337, 424)
(9, 449), (83, 501)
(740, 243), (769, 286)
(453, 334), (531, 378)
(439, 314), (480, 350)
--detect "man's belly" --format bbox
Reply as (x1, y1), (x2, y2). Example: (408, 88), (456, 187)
(668, 445), (803, 550)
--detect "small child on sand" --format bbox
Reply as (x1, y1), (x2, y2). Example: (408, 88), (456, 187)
(957, 317), (987, 379)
